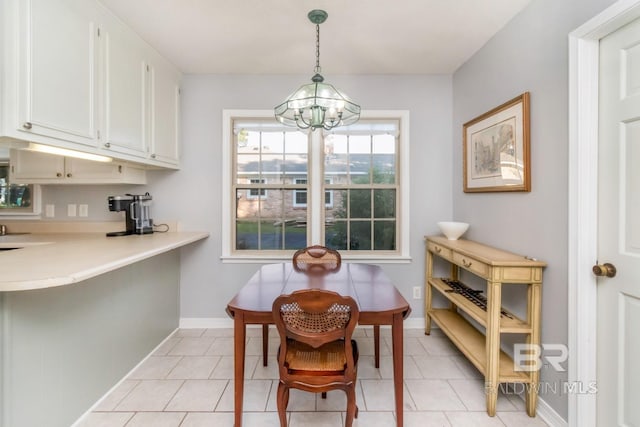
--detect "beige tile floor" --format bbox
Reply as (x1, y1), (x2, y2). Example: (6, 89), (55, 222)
(77, 327), (550, 427)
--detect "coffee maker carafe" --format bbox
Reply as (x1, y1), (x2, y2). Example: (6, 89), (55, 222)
(106, 192), (154, 237)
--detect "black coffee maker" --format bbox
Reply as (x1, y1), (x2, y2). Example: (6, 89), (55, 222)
(106, 192), (154, 236)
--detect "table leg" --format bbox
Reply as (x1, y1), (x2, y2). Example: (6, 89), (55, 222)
(485, 281), (501, 417)
(374, 325), (380, 368)
(391, 313), (404, 427)
(262, 324), (269, 367)
(234, 313), (246, 427)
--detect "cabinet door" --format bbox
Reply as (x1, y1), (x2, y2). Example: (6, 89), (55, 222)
(17, 0), (99, 148)
(100, 9), (148, 158)
(65, 158), (124, 181)
(149, 58), (181, 167)
(10, 150), (66, 181)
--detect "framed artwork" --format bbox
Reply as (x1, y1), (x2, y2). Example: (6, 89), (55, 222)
(463, 92), (530, 193)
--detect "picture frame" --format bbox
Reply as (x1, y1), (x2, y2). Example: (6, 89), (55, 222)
(463, 92), (530, 193)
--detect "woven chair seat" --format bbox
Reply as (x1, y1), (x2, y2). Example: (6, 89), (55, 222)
(284, 339), (359, 374)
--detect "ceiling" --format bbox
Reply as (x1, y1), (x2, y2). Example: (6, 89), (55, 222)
(99, 0), (533, 75)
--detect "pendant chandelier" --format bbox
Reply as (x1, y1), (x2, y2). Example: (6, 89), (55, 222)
(274, 10), (361, 131)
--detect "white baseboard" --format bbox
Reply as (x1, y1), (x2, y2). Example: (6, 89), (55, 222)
(536, 396), (568, 427)
(180, 317), (427, 330)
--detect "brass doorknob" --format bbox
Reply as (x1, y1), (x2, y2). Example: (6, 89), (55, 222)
(593, 263), (616, 278)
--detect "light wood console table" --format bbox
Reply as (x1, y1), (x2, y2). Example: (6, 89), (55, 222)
(424, 236), (546, 417)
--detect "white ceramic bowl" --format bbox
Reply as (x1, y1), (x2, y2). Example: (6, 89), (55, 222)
(437, 221), (469, 240)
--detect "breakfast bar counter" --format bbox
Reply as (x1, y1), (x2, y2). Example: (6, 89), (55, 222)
(0, 227), (209, 427)
(0, 231), (209, 291)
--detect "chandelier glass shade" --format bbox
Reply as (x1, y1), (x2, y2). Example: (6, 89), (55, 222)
(274, 10), (360, 131)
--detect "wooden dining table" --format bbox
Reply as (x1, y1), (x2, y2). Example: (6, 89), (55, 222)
(226, 262), (411, 427)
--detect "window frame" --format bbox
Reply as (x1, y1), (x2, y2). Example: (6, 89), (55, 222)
(222, 110), (411, 263)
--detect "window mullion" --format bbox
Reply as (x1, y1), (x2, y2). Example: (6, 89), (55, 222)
(309, 131), (323, 244)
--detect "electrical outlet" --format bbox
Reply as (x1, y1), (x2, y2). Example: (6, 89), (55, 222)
(67, 204), (77, 217)
(413, 286), (422, 300)
(78, 204), (89, 217)
(45, 204), (55, 217)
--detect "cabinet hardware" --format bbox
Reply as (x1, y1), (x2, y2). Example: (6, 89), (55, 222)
(66, 173), (72, 178)
(56, 172), (62, 178)
(462, 259), (473, 268)
(151, 153), (156, 159)
(104, 143), (111, 148)
(22, 122), (32, 130)
(434, 246), (442, 253)
(118, 165), (122, 173)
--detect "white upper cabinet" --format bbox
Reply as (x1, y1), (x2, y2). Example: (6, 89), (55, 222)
(1, 0), (182, 169)
(16, 0), (100, 148)
(100, 7), (148, 158)
(149, 56), (181, 167)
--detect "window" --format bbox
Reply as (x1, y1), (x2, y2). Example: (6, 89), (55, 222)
(222, 110), (410, 260)
(324, 132), (397, 251)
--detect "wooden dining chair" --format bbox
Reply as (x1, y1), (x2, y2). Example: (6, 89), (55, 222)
(292, 245), (380, 369)
(292, 244), (342, 273)
(272, 289), (360, 427)
(261, 245), (342, 367)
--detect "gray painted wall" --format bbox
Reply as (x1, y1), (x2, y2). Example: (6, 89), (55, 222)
(37, 74), (454, 321)
(156, 74), (454, 320)
(451, 0), (617, 419)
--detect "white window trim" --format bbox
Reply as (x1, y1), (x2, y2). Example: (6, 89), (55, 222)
(221, 109), (411, 262)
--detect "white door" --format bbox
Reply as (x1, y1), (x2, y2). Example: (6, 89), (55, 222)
(597, 16), (640, 426)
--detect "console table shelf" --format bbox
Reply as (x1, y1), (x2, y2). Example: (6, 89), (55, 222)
(424, 236), (545, 417)
(428, 278), (530, 333)
(428, 309), (529, 383)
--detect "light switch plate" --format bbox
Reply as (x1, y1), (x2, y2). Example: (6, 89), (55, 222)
(45, 204), (55, 217)
(78, 204), (88, 217)
(67, 204), (77, 217)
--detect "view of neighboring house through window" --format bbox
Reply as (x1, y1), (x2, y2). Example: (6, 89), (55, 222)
(293, 178), (333, 208)
(234, 123), (309, 250)
(229, 114), (405, 257)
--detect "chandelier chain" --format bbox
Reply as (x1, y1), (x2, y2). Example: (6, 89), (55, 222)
(315, 23), (321, 74)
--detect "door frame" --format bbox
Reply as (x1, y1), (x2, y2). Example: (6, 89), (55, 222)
(568, 1), (640, 426)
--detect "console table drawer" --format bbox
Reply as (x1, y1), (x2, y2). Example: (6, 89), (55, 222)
(452, 252), (489, 277)
(427, 241), (452, 260)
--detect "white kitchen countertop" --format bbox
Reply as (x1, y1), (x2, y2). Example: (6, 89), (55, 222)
(0, 231), (209, 292)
